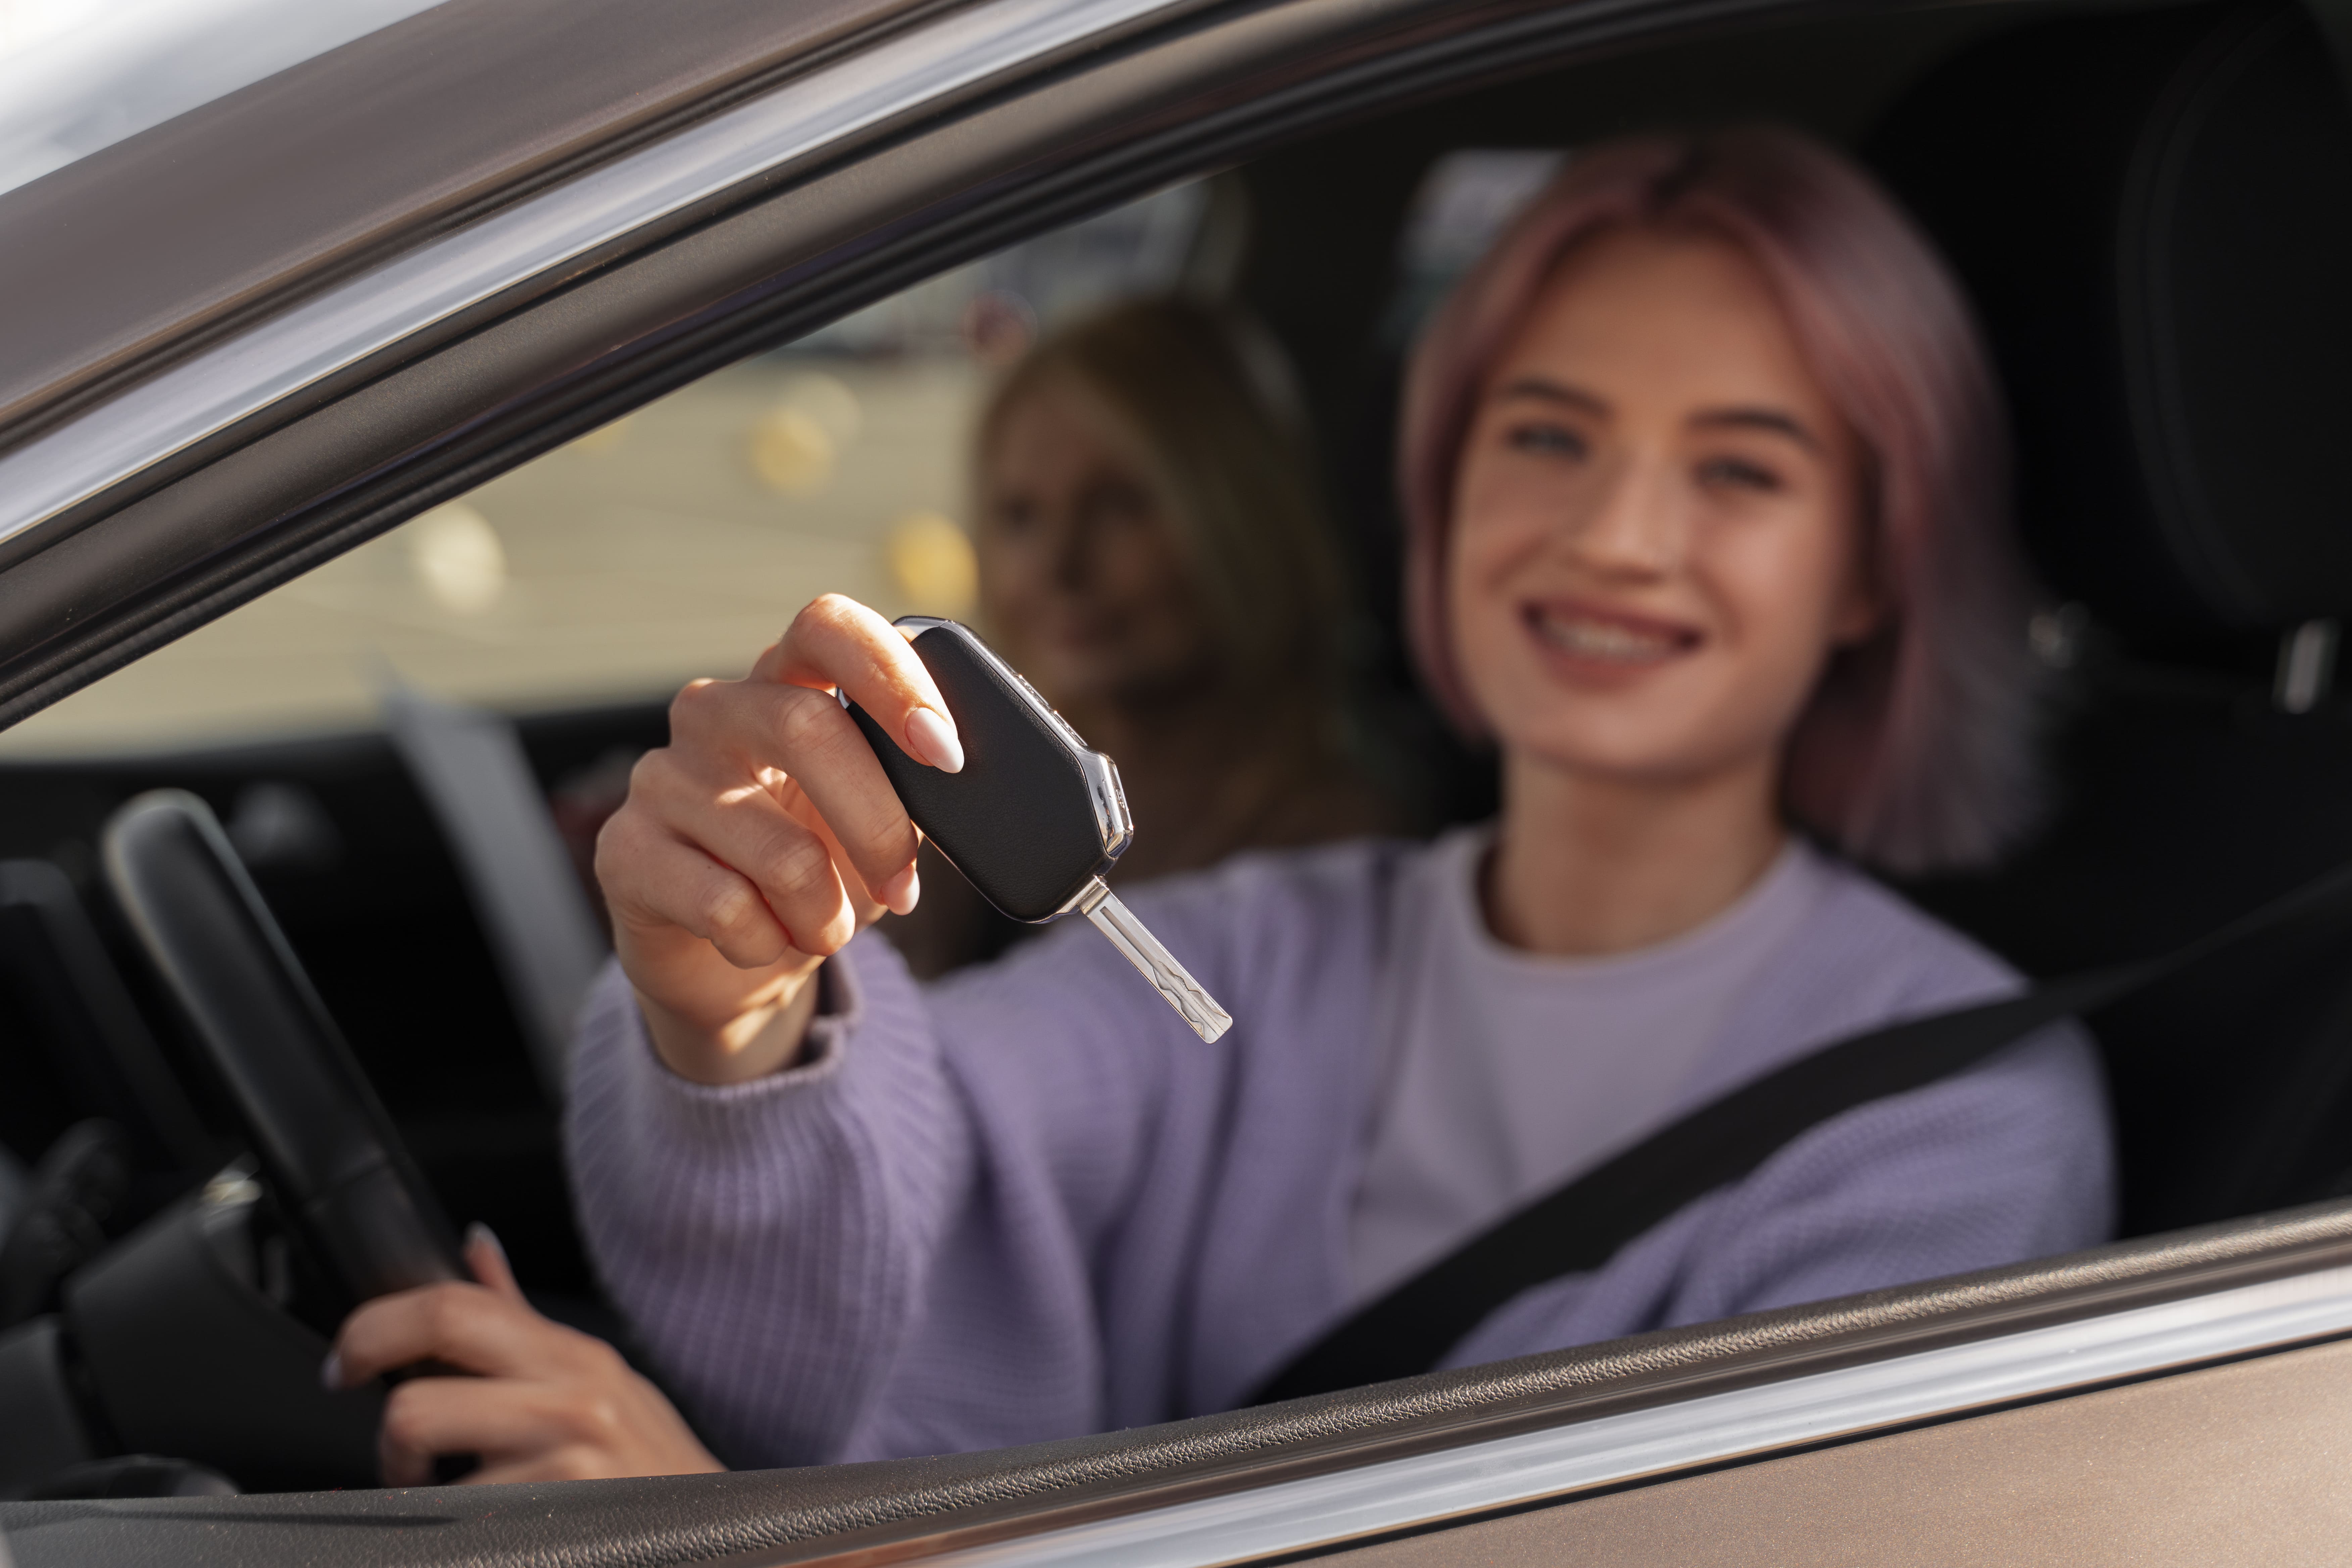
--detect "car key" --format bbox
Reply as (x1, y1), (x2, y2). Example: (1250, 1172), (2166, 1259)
(843, 616), (1232, 1042)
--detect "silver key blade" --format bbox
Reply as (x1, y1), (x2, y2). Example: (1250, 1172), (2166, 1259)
(1076, 879), (1232, 1042)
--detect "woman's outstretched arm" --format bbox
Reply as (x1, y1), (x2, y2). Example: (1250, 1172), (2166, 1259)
(567, 880), (1247, 1466)
(333, 594), (1210, 1475)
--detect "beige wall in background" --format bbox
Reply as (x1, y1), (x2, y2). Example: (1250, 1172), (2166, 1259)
(0, 355), (984, 757)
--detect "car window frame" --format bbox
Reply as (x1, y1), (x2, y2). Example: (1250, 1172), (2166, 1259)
(0, 0), (1843, 735)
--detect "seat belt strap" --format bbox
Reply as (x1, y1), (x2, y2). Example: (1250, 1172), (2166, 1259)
(1248, 854), (2352, 1407)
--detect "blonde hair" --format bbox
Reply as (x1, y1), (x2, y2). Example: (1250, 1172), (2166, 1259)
(978, 296), (1346, 707)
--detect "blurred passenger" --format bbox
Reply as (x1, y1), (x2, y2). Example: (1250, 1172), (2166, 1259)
(883, 296), (1395, 976)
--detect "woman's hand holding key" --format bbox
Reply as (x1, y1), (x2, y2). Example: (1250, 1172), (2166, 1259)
(594, 593), (964, 1086)
(311, 606), (937, 1485)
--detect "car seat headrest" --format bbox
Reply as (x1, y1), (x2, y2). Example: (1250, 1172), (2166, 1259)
(1869, 0), (2352, 647)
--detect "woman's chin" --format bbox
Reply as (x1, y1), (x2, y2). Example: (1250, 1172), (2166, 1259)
(1031, 635), (1147, 692)
(1482, 684), (1734, 785)
(1029, 659), (1160, 716)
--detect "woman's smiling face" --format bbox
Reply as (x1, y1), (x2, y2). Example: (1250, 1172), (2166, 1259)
(976, 369), (1209, 709)
(1447, 224), (1878, 789)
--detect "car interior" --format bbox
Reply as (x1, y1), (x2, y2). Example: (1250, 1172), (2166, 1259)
(2, 0), (2349, 1523)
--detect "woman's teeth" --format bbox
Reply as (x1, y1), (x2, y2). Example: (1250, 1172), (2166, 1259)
(1531, 610), (1684, 663)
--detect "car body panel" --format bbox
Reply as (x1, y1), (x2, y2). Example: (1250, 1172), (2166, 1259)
(1320, 1337), (2352, 1566)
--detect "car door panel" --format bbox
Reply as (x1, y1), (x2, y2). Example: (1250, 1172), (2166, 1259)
(6, 1200), (2349, 1565)
(1323, 1337), (2352, 1567)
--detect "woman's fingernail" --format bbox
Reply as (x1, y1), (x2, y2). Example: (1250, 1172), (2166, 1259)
(320, 1350), (344, 1392)
(905, 707), (964, 773)
(877, 864), (921, 916)
(466, 1221), (509, 1277)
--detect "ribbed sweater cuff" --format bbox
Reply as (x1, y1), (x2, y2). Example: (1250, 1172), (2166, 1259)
(599, 959), (861, 1150)
(572, 933), (941, 1185)
(565, 936), (950, 1465)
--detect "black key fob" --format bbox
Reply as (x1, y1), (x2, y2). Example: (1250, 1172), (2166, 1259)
(844, 617), (1232, 1040)
(844, 617), (1131, 922)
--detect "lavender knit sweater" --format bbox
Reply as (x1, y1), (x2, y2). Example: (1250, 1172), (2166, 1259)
(567, 838), (2113, 1468)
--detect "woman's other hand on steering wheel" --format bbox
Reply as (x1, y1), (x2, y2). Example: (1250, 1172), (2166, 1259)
(325, 1226), (722, 1486)
(594, 593), (963, 1084)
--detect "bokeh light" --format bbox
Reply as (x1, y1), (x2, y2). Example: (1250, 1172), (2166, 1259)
(885, 511), (977, 616)
(408, 501), (506, 614)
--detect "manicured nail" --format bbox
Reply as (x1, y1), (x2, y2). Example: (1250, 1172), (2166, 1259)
(320, 1350), (344, 1392)
(466, 1221), (508, 1280)
(905, 707), (964, 773)
(877, 863), (921, 916)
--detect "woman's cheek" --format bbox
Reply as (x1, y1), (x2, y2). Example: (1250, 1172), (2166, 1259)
(1699, 526), (1850, 745)
(1107, 524), (1217, 684)
(974, 535), (1036, 652)
(1104, 522), (1179, 611)
(1444, 531), (1524, 714)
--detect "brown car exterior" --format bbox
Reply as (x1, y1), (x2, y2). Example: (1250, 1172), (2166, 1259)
(2, 0), (2351, 1562)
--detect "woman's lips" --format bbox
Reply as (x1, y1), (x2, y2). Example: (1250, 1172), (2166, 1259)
(1521, 600), (1702, 669)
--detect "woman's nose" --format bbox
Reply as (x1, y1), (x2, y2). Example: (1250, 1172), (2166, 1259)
(1564, 457), (1684, 577)
(1047, 511), (1093, 590)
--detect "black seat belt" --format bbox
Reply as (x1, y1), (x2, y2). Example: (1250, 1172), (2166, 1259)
(1249, 854), (2352, 1407)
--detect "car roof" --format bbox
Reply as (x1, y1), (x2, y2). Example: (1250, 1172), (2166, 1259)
(0, 0), (933, 442)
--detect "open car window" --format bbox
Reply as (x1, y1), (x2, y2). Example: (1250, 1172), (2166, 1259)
(0, 182), (1218, 758)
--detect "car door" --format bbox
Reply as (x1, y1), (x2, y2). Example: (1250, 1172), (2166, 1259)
(4, 0), (2352, 1562)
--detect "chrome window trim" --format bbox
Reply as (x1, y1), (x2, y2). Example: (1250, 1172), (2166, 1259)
(0, 0), (1188, 554)
(904, 1264), (2352, 1568)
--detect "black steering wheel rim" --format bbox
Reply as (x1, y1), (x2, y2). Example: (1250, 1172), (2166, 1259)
(101, 789), (461, 1307)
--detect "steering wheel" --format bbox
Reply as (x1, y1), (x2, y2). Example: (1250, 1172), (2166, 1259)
(101, 790), (462, 1307)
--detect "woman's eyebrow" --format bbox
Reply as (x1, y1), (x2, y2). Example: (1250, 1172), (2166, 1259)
(1493, 376), (1609, 416)
(1690, 406), (1821, 451)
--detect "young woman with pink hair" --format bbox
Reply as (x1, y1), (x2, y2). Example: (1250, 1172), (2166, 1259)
(323, 127), (2112, 1482)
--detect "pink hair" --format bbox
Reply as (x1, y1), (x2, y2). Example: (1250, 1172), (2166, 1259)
(1400, 127), (2039, 873)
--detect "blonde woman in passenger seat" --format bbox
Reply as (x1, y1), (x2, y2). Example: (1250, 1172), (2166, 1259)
(883, 295), (1396, 979)
(325, 128), (2113, 1483)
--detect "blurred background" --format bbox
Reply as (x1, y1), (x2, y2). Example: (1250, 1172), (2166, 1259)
(0, 180), (1225, 756)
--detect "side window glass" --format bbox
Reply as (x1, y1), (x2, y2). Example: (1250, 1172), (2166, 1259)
(0, 181), (1223, 760)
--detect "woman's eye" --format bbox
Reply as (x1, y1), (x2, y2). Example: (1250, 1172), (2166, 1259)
(1504, 422), (1587, 459)
(1696, 455), (1782, 493)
